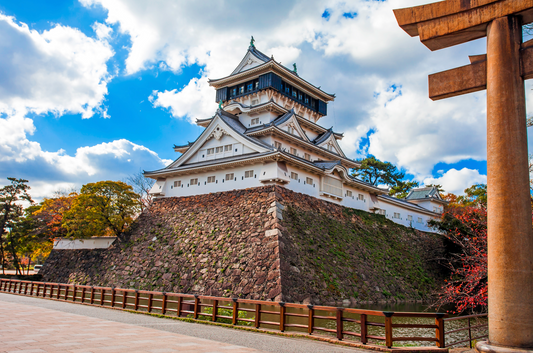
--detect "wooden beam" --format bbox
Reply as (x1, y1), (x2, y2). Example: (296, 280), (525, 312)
(429, 46), (533, 100)
(429, 59), (487, 100)
(394, 0), (533, 51)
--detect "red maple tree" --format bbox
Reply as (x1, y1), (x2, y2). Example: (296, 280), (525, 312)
(429, 206), (487, 313)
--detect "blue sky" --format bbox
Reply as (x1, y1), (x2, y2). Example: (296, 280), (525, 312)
(1, 0), (531, 199)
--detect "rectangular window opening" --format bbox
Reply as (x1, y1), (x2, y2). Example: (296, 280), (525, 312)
(244, 170), (254, 178)
(207, 176), (215, 183)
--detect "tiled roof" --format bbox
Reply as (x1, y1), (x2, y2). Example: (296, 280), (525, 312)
(313, 160), (341, 170)
(405, 186), (441, 200)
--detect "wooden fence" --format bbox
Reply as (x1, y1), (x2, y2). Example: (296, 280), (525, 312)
(444, 314), (488, 348)
(0, 279), (483, 349)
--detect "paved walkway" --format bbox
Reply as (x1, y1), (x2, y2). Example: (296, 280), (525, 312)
(0, 293), (362, 353)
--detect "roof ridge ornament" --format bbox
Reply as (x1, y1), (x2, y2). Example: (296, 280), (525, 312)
(293, 63), (298, 75)
(218, 100), (223, 109)
(250, 36), (255, 49)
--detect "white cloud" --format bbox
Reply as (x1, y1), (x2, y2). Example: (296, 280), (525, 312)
(0, 14), (114, 119)
(423, 168), (487, 195)
(0, 110), (168, 200)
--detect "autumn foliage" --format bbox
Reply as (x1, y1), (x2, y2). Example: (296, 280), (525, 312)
(429, 206), (487, 313)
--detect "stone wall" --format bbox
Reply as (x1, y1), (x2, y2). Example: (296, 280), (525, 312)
(41, 186), (445, 305)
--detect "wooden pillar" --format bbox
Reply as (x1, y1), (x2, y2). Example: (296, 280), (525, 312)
(122, 291), (127, 309)
(279, 303), (286, 332)
(336, 308), (344, 340)
(212, 300), (218, 322)
(483, 15), (533, 349)
(255, 304), (261, 328)
(134, 291), (139, 311)
(161, 293), (167, 315)
(177, 296), (182, 317)
(384, 312), (393, 348)
(435, 314), (445, 348)
(232, 299), (238, 325)
(147, 293), (153, 313)
(308, 305), (314, 335)
(193, 295), (199, 319)
(360, 314), (368, 344)
(90, 287), (94, 304)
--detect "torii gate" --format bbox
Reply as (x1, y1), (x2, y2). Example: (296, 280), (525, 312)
(394, 1), (533, 351)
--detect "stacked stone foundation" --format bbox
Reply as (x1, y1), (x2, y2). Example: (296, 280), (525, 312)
(41, 186), (445, 305)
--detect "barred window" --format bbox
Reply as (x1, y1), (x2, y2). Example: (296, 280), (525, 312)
(346, 190), (353, 197)
(306, 177), (313, 185)
(408, 215), (413, 221)
(251, 118), (259, 125)
(225, 173), (234, 181)
(174, 180), (181, 187)
(358, 194), (364, 200)
(304, 153), (311, 161)
(224, 144), (232, 151)
(291, 172), (298, 180)
(290, 147), (297, 155)
(417, 217), (423, 223)
(216, 147), (223, 153)
(207, 176), (215, 183)
(323, 176), (342, 197)
(207, 148), (214, 155)
(244, 170), (254, 178)
(190, 178), (198, 185)
(393, 212), (400, 219)
(274, 141), (282, 149)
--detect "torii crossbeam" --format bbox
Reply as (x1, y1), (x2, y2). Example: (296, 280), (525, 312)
(394, 1), (533, 351)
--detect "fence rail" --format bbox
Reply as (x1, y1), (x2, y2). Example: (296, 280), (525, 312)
(444, 313), (488, 348)
(0, 279), (482, 349)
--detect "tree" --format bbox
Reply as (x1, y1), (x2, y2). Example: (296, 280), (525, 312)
(429, 206), (487, 313)
(353, 156), (419, 197)
(445, 184), (487, 209)
(32, 193), (77, 239)
(124, 169), (155, 212)
(62, 181), (141, 238)
(0, 178), (33, 275)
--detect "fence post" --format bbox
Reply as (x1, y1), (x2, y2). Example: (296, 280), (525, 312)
(177, 296), (183, 317)
(111, 287), (116, 307)
(73, 285), (77, 302)
(81, 287), (86, 303)
(134, 290), (139, 310)
(384, 311), (394, 348)
(436, 313), (445, 348)
(308, 305), (314, 335)
(232, 299), (239, 325)
(148, 293), (153, 313)
(64, 285), (69, 301)
(336, 308), (344, 340)
(100, 288), (104, 305)
(361, 314), (368, 344)
(468, 317), (473, 349)
(212, 299), (218, 322)
(193, 295), (199, 319)
(161, 293), (167, 315)
(90, 287), (94, 304)
(56, 284), (60, 299)
(30, 282), (34, 296)
(122, 291), (127, 309)
(255, 304), (261, 328)
(279, 302), (286, 332)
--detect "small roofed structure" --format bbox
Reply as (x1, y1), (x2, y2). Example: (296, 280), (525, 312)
(405, 186), (447, 214)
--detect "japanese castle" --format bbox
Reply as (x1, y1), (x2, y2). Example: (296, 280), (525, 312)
(145, 42), (446, 232)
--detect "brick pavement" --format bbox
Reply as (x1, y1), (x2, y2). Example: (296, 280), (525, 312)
(0, 299), (263, 353)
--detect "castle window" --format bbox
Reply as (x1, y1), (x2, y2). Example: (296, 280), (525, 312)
(304, 153), (311, 161)
(327, 144), (333, 152)
(306, 177), (313, 185)
(247, 83), (253, 91)
(393, 212), (400, 219)
(251, 118), (259, 125)
(274, 141), (282, 149)
(245, 170), (254, 178)
(224, 144), (232, 151)
(323, 176), (342, 197)
(239, 86), (244, 94)
(215, 146), (223, 153)
(346, 190), (353, 197)
(255, 81), (259, 89)
(287, 126), (295, 134)
(291, 172), (298, 180)
(207, 148), (214, 155)
(290, 147), (297, 155)
(298, 93), (303, 101)
(305, 96), (309, 104)
(408, 215), (413, 221)
(417, 217), (423, 223)
(285, 86), (290, 94)
(190, 178), (198, 185)
(225, 173), (234, 181)
(207, 176), (215, 183)
(174, 180), (181, 187)
(358, 194), (364, 201)
(230, 88), (236, 97)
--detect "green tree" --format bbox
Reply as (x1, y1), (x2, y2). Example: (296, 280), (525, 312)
(353, 156), (419, 197)
(0, 178), (33, 275)
(63, 181), (141, 238)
